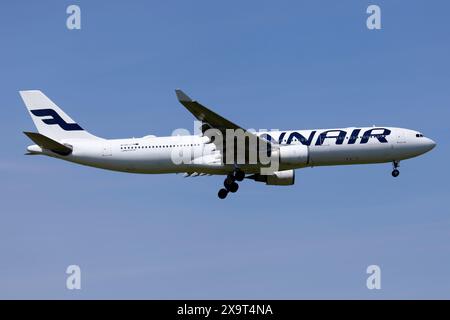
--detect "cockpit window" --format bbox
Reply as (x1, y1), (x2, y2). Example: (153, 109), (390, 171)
(416, 133), (424, 138)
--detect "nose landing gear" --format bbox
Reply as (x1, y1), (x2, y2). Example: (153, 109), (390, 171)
(217, 169), (245, 199)
(392, 161), (400, 177)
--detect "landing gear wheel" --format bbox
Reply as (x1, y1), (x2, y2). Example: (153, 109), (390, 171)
(234, 170), (245, 182)
(391, 161), (400, 177)
(218, 188), (228, 199)
(228, 182), (239, 193)
(224, 176), (235, 188)
(221, 173), (240, 197)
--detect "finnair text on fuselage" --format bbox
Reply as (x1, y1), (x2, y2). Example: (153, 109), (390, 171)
(261, 127), (390, 146)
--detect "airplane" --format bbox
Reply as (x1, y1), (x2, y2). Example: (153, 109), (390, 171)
(20, 90), (436, 199)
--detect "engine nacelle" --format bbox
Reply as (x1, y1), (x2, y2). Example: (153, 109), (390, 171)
(266, 169), (295, 185)
(277, 144), (309, 166)
(250, 170), (295, 186)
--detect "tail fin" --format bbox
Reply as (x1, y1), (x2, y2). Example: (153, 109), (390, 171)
(19, 90), (101, 141)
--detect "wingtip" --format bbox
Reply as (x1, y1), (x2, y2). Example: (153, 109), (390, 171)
(175, 89), (192, 102)
(19, 89), (41, 95)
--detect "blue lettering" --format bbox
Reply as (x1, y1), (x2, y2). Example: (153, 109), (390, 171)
(315, 130), (347, 146)
(361, 128), (391, 144)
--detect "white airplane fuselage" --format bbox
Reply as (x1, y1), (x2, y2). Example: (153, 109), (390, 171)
(28, 126), (436, 175)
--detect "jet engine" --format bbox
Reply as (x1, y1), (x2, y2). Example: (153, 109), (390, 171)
(276, 144), (309, 166)
(248, 169), (295, 186)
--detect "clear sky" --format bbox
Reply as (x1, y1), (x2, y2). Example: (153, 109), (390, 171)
(1, 1), (449, 299)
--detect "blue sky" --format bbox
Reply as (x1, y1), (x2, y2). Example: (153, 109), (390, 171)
(1, 1), (449, 299)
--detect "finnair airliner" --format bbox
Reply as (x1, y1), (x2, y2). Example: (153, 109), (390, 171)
(20, 90), (436, 199)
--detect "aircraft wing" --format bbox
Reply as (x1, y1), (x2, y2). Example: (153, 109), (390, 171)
(175, 90), (273, 162)
(175, 89), (242, 132)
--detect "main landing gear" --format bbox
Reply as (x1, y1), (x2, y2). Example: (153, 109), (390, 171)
(218, 169), (245, 199)
(392, 160), (400, 177)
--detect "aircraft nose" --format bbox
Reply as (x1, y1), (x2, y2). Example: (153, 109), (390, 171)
(425, 138), (436, 152)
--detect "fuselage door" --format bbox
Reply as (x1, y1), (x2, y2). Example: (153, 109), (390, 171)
(396, 131), (406, 144)
(102, 145), (112, 157)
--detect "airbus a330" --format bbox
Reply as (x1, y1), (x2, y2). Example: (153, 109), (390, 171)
(20, 90), (436, 199)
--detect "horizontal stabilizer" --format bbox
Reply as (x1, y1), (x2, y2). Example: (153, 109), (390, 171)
(23, 131), (73, 156)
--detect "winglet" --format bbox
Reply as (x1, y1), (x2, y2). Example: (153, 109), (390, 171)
(175, 89), (193, 102)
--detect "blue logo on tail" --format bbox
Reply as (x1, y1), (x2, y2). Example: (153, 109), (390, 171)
(30, 109), (83, 131)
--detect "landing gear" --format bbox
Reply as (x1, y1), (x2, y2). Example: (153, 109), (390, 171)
(224, 175), (235, 187)
(228, 182), (239, 193)
(392, 161), (400, 177)
(223, 174), (239, 193)
(234, 170), (245, 182)
(218, 188), (228, 199)
(217, 169), (245, 199)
